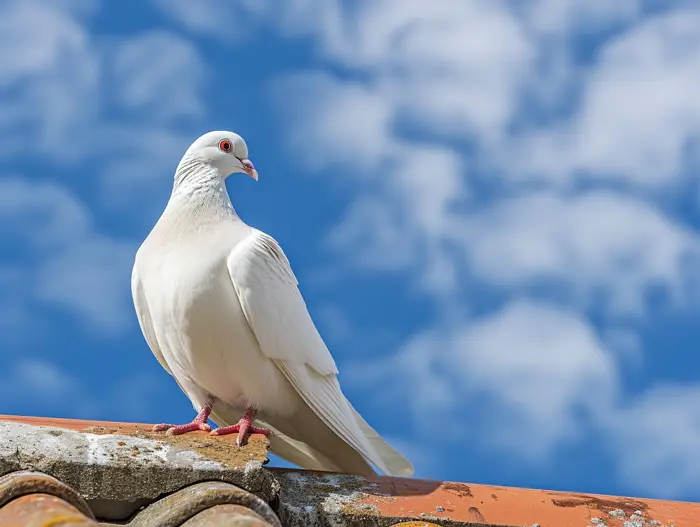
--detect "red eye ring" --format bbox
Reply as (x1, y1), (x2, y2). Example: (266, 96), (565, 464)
(218, 139), (233, 153)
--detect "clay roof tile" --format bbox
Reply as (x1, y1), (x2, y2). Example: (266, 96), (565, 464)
(1, 414), (698, 527)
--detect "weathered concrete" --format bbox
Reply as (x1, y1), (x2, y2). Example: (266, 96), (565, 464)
(272, 468), (698, 527)
(272, 470), (433, 527)
(0, 420), (279, 516)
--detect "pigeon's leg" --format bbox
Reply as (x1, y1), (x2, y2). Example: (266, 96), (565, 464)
(210, 407), (270, 446)
(152, 406), (212, 435)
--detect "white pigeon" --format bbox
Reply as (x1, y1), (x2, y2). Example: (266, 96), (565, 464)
(131, 131), (414, 477)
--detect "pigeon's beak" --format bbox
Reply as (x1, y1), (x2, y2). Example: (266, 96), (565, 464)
(239, 158), (258, 181)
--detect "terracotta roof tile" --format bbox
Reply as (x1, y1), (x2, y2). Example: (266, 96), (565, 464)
(1, 414), (699, 526)
(0, 494), (98, 527)
(274, 468), (700, 526)
(0, 471), (97, 526)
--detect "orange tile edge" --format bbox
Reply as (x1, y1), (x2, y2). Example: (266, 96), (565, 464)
(3, 415), (700, 527)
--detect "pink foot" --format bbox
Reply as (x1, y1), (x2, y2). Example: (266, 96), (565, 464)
(153, 406), (212, 435)
(210, 407), (270, 446)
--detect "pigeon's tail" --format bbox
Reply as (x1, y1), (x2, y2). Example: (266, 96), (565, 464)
(210, 400), (413, 477)
(272, 361), (414, 478)
(209, 403), (374, 474)
(350, 407), (414, 477)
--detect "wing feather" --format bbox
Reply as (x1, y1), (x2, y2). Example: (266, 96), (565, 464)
(131, 265), (172, 376)
(227, 230), (338, 375)
(227, 230), (413, 476)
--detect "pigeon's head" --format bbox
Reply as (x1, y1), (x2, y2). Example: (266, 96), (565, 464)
(183, 131), (258, 181)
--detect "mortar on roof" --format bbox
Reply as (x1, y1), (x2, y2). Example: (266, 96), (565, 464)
(549, 493), (649, 518)
(0, 420), (279, 511)
(272, 471), (475, 527)
(273, 471), (385, 527)
(82, 424), (270, 469)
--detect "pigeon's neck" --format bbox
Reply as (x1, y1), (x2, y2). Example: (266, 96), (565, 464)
(169, 157), (239, 220)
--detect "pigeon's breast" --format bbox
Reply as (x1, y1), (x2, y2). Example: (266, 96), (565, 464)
(143, 246), (297, 416)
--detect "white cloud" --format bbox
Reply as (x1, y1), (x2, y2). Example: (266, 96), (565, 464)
(265, 1), (700, 193)
(356, 301), (617, 459)
(0, 265), (49, 347)
(574, 8), (700, 185)
(168, 0), (536, 140)
(0, 0), (99, 161)
(35, 236), (135, 331)
(0, 177), (135, 332)
(329, 196), (416, 272)
(327, 166), (700, 316)
(465, 191), (700, 315)
(95, 31), (207, 212)
(0, 178), (91, 248)
(261, 1), (700, 319)
(509, 7), (700, 188)
(0, 358), (167, 421)
(96, 126), (193, 217)
(327, 143), (467, 294)
(516, 0), (641, 36)
(451, 301), (616, 456)
(249, 0), (700, 493)
(150, 0), (256, 40)
(151, 0), (342, 43)
(277, 1), (534, 141)
(272, 72), (396, 173)
(375, 1), (533, 140)
(273, 71), (470, 295)
(608, 383), (700, 499)
(0, 359), (97, 417)
(600, 327), (644, 368)
(0, 1), (206, 203)
(0, 2), (211, 337)
(0, 2), (88, 85)
(111, 30), (206, 121)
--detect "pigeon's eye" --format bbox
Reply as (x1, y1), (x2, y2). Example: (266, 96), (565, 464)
(218, 139), (233, 153)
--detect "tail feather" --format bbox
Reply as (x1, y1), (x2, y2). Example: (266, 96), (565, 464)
(210, 403), (376, 475)
(352, 408), (414, 477)
(210, 398), (413, 477)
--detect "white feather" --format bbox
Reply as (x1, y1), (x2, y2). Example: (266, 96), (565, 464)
(227, 230), (413, 476)
(131, 131), (413, 477)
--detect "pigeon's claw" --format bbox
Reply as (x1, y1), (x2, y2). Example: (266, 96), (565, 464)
(210, 407), (270, 446)
(153, 406), (212, 435)
(156, 421), (212, 435)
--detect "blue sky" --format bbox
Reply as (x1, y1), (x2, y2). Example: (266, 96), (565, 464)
(1, 0), (700, 502)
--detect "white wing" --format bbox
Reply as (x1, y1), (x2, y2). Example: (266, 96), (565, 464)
(228, 230), (338, 375)
(227, 229), (413, 477)
(131, 263), (172, 376)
